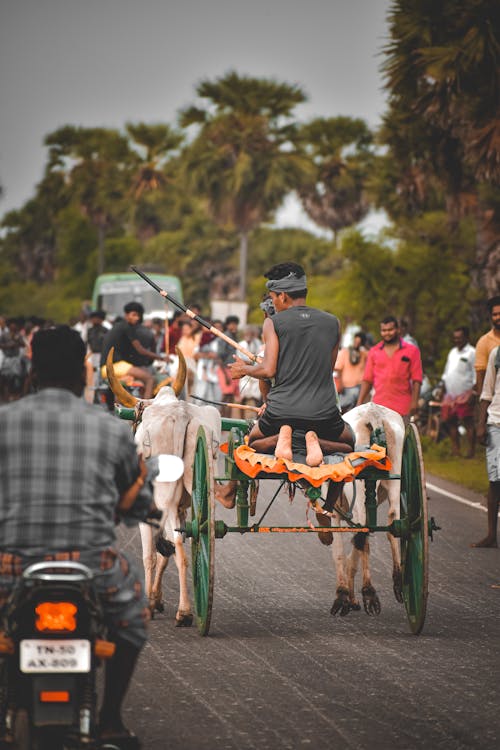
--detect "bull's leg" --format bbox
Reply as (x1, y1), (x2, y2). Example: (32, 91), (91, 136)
(384, 483), (403, 603)
(345, 537), (362, 612)
(329, 506), (351, 617)
(359, 535), (381, 615)
(173, 535), (193, 627)
(139, 522), (156, 611)
(151, 552), (169, 614)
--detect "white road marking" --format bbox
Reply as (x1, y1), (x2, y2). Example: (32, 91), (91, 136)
(426, 482), (488, 513)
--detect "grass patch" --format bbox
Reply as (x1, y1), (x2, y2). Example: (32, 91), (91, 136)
(420, 435), (488, 495)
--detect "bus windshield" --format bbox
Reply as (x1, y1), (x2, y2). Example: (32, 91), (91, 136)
(92, 273), (183, 320)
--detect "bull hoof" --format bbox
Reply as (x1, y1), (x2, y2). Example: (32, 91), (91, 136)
(349, 599), (361, 611)
(175, 613), (193, 627)
(330, 587), (351, 617)
(361, 585), (381, 616)
(149, 599), (164, 618)
(393, 569), (403, 603)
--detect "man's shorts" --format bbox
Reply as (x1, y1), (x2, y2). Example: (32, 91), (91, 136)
(258, 409), (348, 443)
(486, 424), (500, 482)
(100, 360), (132, 380)
(0, 548), (149, 650)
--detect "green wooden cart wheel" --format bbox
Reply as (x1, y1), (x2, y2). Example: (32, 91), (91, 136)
(190, 426), (215, 636)
(400, 422), (429, 635)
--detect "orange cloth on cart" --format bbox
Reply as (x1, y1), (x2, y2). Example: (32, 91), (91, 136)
(231, 443), (392, 488)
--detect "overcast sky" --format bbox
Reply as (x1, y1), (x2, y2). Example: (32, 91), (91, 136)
(0, 0), (392, 227)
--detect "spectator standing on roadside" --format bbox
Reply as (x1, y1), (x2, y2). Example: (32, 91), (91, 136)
(167, 311), (185, 354)
(335, 331), (368, 413)
(357, 315), (423, 423)
(475, 295), (500, 396)
(440, 326), (476, 457)
(217, 316), (241, 417)
(471, 345), (500, 548)
(239, 325), (263, 418)
(84, 310), (109, 403)
(0, 318), (28, 402)
(87, 311), (108, 365)
(399, 318), (419, 348)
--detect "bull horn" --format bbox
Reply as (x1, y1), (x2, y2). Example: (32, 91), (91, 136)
(172, 347), (187, 397)
(106, 348), (140, 408)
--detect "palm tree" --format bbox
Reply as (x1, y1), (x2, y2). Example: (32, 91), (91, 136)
(179, 71), (310, 300)
(381, 0), (500, 294)
(44, 126), (134, 274)
(125, 123), (184, 243)
(297, 116), (375, 244)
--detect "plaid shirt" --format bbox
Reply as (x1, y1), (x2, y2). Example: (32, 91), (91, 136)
(0, 389), (151, 555)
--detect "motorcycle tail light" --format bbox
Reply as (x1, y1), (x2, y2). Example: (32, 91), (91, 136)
(35, 602), (77, 632)
(39, 691), (70, 703)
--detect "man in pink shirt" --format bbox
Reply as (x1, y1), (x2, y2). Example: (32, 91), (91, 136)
(357, 315), (423, 422)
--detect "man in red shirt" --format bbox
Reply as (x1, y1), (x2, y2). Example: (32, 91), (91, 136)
(357, 315), (423, 422)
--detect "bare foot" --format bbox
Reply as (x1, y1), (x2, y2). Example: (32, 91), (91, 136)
(305, 431), (323, 467)
(215, 481), (237, 509)
(315, 510), (333, 546)
(275, 424), (293, 461)
(470, 537), (498, 548)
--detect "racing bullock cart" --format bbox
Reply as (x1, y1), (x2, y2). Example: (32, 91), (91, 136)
(184, 414), (436, 636)
(115, 268), (439, 638)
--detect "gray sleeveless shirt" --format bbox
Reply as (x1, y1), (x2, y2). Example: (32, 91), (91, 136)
(266, 306), (340, 420)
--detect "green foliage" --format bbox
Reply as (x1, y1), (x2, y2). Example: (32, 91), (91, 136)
(248, 227), (337, 277)
(298, 117), (375, 234)
(421, 436), (488, 496)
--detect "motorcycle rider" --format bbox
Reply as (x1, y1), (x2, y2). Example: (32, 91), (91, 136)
(0, 325), (153, 749)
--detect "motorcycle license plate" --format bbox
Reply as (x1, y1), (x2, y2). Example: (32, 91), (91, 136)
(20, 639), (91, 673)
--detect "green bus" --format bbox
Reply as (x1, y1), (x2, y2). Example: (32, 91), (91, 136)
(91, 272), (183, 320)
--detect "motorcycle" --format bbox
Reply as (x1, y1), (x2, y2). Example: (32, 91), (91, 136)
(0, 560), (111, 749)
(0, 454), (181, 749)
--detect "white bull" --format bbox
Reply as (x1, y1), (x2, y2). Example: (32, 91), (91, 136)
(107, 349), (221, 626)
(329, 402), (405, 617)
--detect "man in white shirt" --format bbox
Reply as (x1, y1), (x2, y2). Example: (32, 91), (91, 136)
(441, 326), (476, 457)
(471, 345), (500, 548)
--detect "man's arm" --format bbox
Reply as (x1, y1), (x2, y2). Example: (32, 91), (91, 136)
(118, 454), (148, 512)
(357, 380), (372, 405)
(409, 380), (421, 417)
(131, 338), (167, 362)
(477, 347), (496, 444)
(333, 348), (344, 393)
(115, 438), (155, 523)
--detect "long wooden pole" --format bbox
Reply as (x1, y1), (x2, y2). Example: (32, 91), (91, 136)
(190, 394), (260, 413)
(131, 266), (260, 364)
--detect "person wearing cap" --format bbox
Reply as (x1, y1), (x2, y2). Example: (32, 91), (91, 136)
(0, 325), (156, 748)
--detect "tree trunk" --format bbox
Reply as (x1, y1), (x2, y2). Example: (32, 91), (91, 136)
(97, 225), (105, 276)
(238, 230), (248, 301)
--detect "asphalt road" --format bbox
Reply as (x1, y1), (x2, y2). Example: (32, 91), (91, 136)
(118, 472), (499, 750)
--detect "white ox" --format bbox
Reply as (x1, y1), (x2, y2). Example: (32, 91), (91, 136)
(107, 350), (221, 626)
(329, 402), (405, 617)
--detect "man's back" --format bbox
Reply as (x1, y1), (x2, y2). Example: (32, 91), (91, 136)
(267, 306), (339, 420)
(0, 389), (139, 554)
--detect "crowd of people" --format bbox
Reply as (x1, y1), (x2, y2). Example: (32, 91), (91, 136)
(1, 291), (499, 547)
